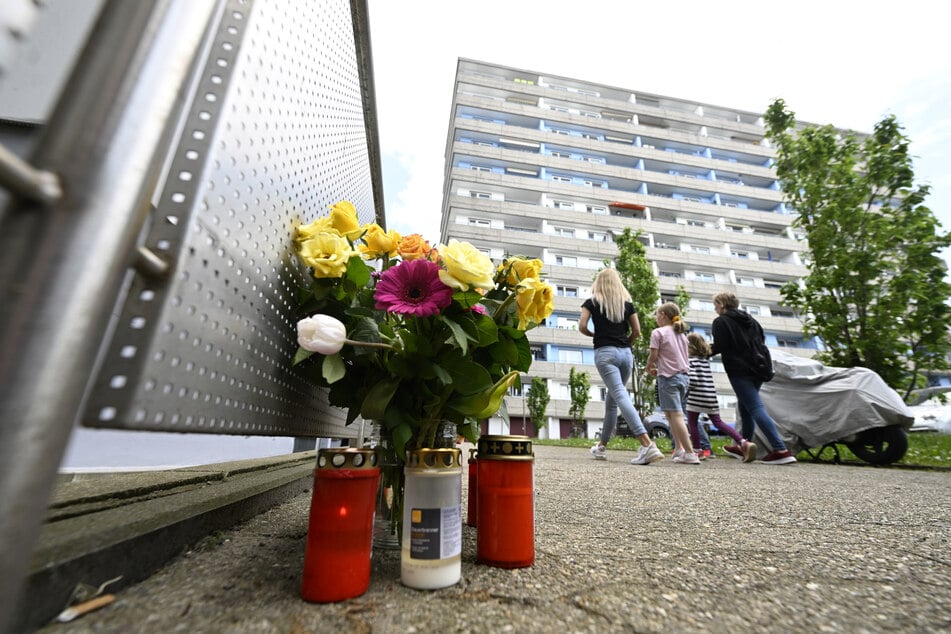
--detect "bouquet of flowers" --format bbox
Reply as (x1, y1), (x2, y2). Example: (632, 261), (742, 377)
(292, 201), (554, 458)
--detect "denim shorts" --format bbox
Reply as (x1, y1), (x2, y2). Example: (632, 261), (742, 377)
(657, 372), (689, 412)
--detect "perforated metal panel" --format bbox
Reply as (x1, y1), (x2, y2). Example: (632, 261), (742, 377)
(82, 0), (380, 438)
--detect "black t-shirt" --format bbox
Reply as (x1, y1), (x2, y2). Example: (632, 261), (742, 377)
(582, 298), (636, 349)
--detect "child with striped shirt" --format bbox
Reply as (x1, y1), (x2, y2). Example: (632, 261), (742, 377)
(686, 332), (756, 462)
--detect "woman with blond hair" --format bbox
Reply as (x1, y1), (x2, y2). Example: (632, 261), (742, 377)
(580, 268), (664, 465)
(647, 303), (699, 464)
(710, 292), (796, 465)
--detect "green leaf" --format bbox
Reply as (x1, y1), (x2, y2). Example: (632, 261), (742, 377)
(293, 347), (314, 366)
(361, 378), (400, 420)
(449, 370), (519, 418)
(442, 316), (470, 355)
(322, 353), (345, 384)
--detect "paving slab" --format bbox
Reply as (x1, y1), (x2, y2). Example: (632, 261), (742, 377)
(29, 444), (951, 633)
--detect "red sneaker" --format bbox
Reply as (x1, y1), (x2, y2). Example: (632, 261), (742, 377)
(761, 450), (797, 465)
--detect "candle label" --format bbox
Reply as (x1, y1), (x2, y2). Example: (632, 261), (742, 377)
(409, 506), (461, 560)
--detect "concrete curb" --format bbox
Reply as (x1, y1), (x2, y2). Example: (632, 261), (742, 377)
(19, 452), (317, 631)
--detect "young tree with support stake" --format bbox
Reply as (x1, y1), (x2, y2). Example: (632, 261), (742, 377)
(568, 367), (590, 438)
(526, 375), (550, 433)
(764, 99), (951, 400)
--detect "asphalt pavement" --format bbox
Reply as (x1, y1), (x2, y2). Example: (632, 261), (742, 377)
(36, 444), (951, 633)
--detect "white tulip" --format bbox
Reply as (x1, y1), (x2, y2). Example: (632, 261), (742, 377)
(297, 314), (347, 354)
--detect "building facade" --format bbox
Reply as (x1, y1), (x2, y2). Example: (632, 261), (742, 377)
(440, 58), (819, 440)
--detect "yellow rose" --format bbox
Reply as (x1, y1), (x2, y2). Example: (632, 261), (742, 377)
(397, 233), (434, 261)
(358, 223), (401, 259)
(515, 277), (554, 330)
(295, 215), (335, 244)
(328, 200), (364, 241)
(437, 239), (495, 291)
(498, 256), (543, 287)
(298, 232), (356, 278)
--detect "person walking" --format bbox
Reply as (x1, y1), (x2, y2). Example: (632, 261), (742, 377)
(646, 303), (699, 464)
(580, 269), (664, 465)
(710, 292), (796, 465)
(686, 332), (755, 461)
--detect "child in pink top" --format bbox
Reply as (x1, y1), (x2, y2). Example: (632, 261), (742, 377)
(646, 302), (699, 464)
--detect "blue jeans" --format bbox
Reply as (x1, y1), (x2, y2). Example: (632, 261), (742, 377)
(727, 373), (788, 451)
(594, 346), (646, 442)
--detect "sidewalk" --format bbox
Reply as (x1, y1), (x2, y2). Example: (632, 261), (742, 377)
(33, 444), (951, 633)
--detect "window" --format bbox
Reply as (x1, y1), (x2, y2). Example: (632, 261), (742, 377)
(580, 111), (601, 118)
(551, 128), (571, 136)
(659, 271), (683, 278)
(764, 280), (784, 290)
(468, 217), (490, 227)
(557, 317), (579, 330)
(588, 231), (608, 242)
(697, 300), (715, 311)
(726, 224), (748, 233)
(737, 277), (756, 286)
(470, 165), (492, 172)
(682, 196), (702, 203)
(558, 349), (583, 364)
(557, 285), (578, 297)
(576, 88), (600, 97)
(690, 245), (710, 254)
(723, 202), (739, 208)
(687, 219), (705, 227)
(555, 200), (575, 210)
(693, 272), (715, 283)
(553, 226), (575, 238)
(551, 151), (571, 159)
(555, 255), (577, 267)
(746, 305), (762, 315)
(777, 339), (800, 348)
(584, 156), (605, 164)
(581, 133), (600, 141)
(583, 179), (606, 188)
(552, 175), (572, 184)
(473, 191), (493, 199)
(587, 205), (608, 215)
(549, 105), (570, 113)
(731, 250), (750, 259)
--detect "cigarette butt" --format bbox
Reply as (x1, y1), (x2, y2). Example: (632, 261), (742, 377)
(56, 594), (116, 623)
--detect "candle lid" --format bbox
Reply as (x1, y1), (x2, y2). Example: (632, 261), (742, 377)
(406, 447), (462, 469)
(316, 447), (378, 470)
(477, 435), (533, 460)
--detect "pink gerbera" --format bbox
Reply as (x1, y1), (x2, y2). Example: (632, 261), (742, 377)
(374, 258), (453, 317)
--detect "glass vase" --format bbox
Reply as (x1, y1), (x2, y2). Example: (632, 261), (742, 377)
(370, 422), (403, 550)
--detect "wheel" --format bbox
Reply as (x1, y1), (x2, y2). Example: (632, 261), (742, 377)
(844, 426), (908, 465)
(648, 425), (670, 440)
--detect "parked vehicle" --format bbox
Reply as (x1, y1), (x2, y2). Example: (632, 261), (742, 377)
(760, 351), (914, 465)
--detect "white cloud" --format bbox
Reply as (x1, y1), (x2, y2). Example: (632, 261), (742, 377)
(366, 0), (951, 242)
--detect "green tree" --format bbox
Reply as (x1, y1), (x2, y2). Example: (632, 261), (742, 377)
(764, 99), (951, 399)
(568, 367), (590, 438)
(609, 228), (688, 419)
(526, 375), (550, 432)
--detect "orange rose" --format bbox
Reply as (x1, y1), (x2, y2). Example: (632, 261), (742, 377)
(398, 234), (433, 261)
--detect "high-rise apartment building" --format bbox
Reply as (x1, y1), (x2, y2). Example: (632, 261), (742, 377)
(440, 58), (818, 440)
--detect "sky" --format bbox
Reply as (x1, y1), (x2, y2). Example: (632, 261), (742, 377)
(366, 0), (951, 259)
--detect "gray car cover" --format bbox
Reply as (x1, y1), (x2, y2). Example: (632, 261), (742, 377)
(755, 351), (914, 454)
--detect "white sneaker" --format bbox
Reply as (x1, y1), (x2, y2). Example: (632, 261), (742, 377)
(673, 451), (701, 465)
(590, 444), (607, 460)
(630, 442), (664, 465)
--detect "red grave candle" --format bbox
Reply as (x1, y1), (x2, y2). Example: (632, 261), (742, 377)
(476, 435), (535, 568)
(300, 448), (380, 603)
